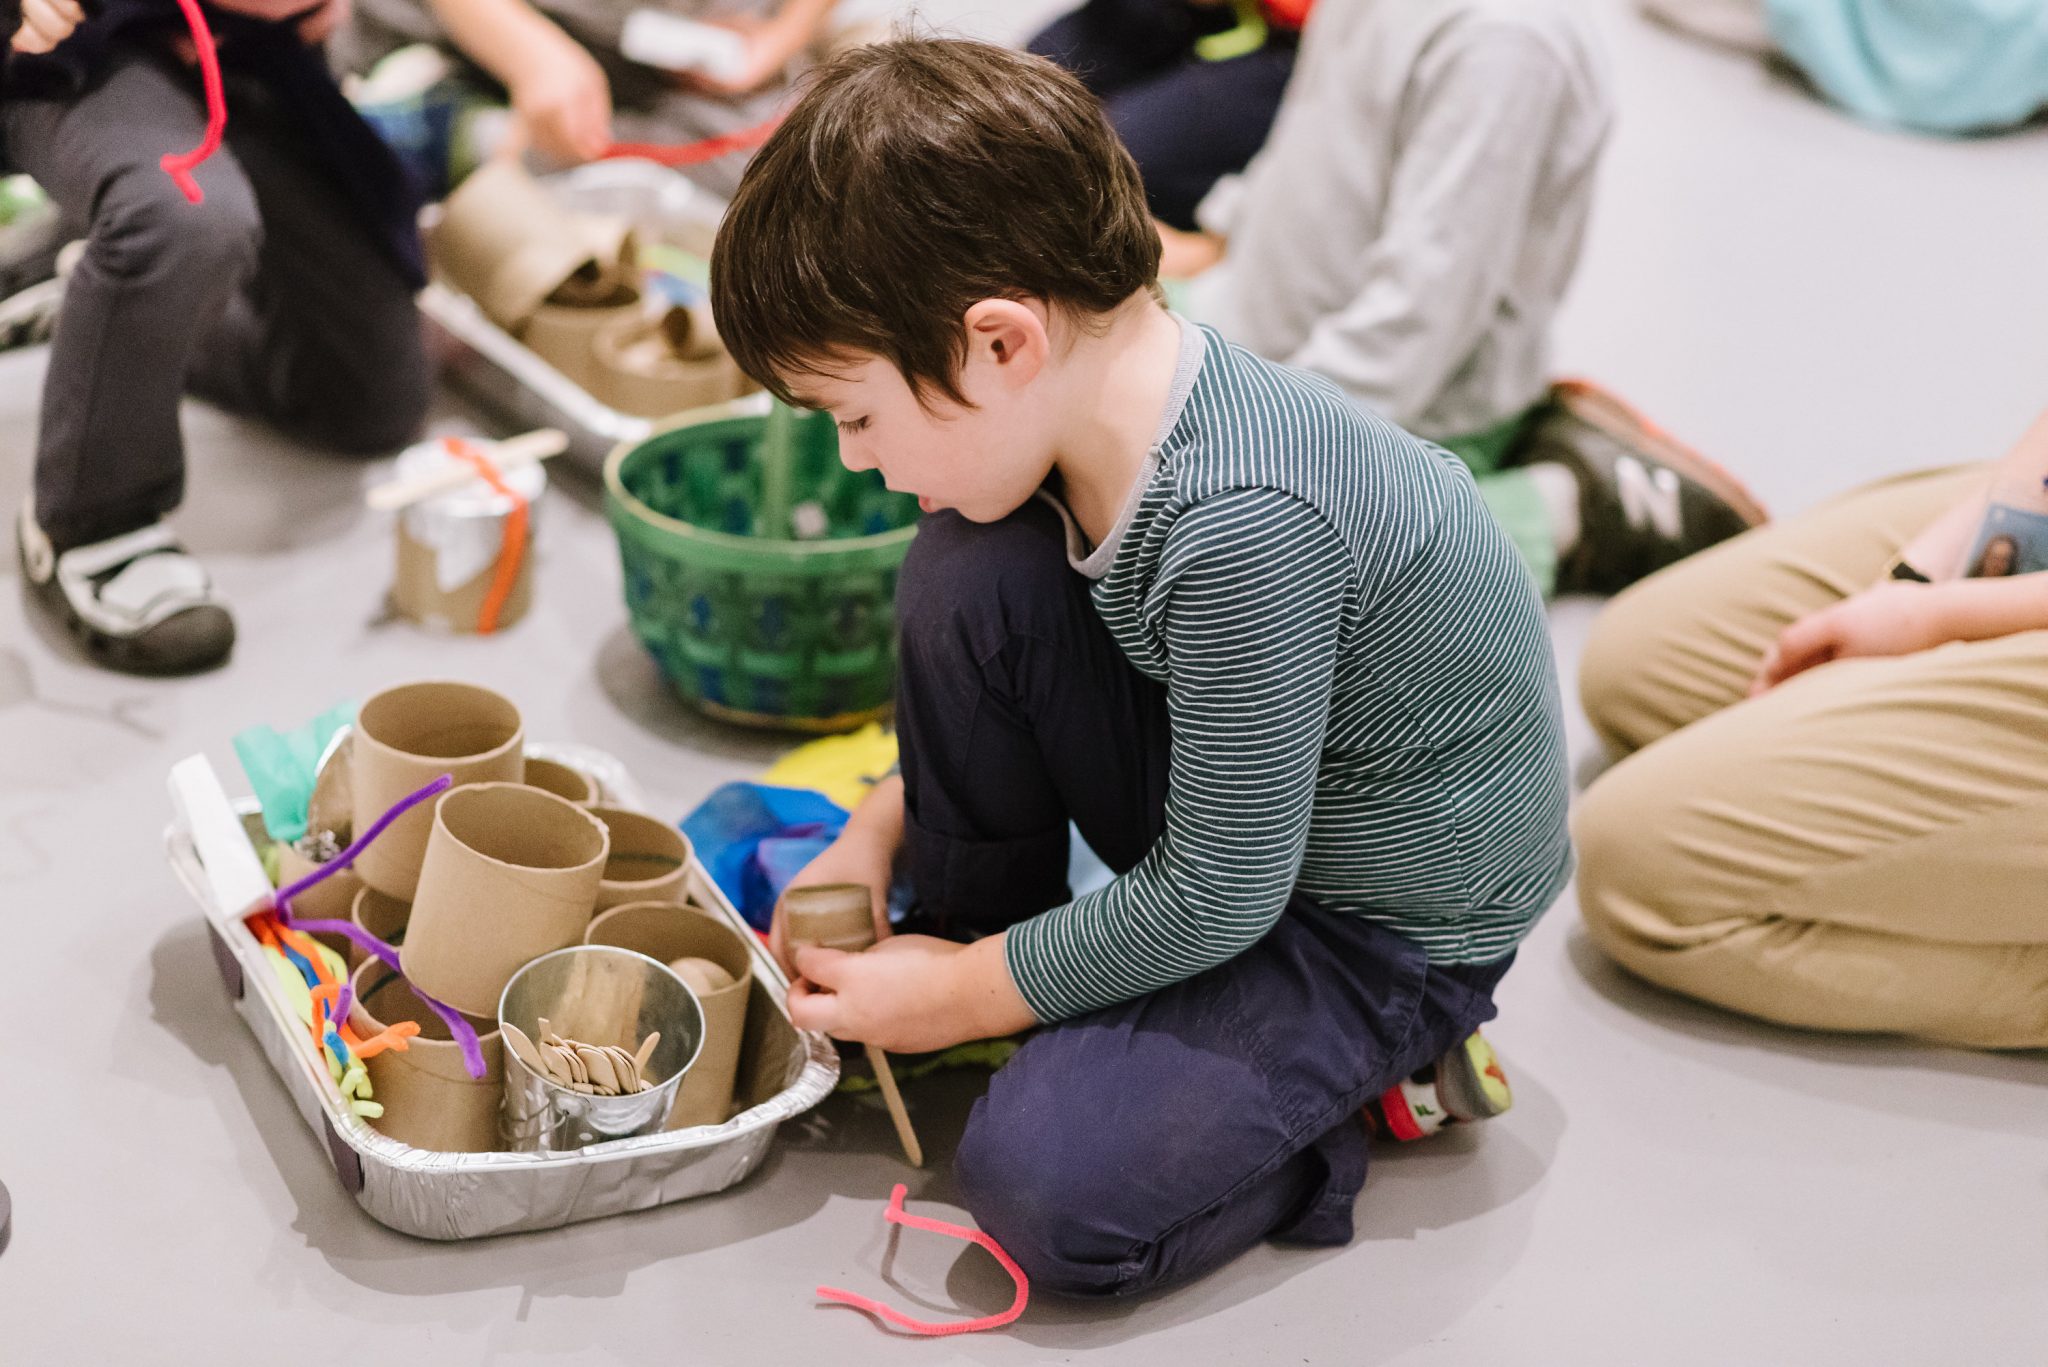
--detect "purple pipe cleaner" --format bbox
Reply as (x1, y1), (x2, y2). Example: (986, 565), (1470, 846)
(270, 771), (489, 1079)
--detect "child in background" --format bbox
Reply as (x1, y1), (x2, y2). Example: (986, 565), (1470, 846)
(1166, 0), (1766, 598)
(5, 0), (430, 674)
(713, 39), (1572, 1297)
(1028, 0), (1308, 231)
(345, 0), (840, 196)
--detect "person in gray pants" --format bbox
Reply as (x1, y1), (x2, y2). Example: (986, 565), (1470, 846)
(4, 6), (429, 675)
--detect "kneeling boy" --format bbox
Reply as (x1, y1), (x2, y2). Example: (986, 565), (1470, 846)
(710, 39), (1571, 1298)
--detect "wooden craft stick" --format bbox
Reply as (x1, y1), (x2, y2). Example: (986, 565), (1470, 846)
(365, 428), (570, 511)
(864, 1043), (924, 1167)
(782, 884), (923, 1167)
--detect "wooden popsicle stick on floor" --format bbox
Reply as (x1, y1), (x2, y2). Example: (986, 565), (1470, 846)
(781, 883), (923, 1168)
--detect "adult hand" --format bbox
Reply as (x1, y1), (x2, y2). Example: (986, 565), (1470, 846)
(768, 829), (895, 978)
(1157, 220), (1225, 280)
(10, 0), (84, 53)
(1751, 581), (1951, 694)
(297, 0), (350, 46)
(788, 934), (1035, 1053)
(507, 36), (613, 164)
(674, 17), (791, 97)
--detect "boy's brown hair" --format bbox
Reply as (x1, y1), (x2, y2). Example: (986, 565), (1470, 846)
(710, 38), (1160, 409)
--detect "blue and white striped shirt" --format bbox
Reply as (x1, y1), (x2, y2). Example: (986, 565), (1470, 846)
(1005, 320), (1573, 1022)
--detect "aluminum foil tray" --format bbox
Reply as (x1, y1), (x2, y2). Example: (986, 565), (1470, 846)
(163, 741), (838, 1241)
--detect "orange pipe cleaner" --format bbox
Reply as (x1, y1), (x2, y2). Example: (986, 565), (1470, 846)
(815, 1185), (1029, 1336)
(442, 436), (530, 635)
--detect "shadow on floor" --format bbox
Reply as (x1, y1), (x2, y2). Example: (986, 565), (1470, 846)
(587, 623), (793, 768)
(1563, 925), (2048, 1121)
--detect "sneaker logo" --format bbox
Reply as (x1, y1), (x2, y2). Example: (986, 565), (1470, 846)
(1616, 455), (1684, 541)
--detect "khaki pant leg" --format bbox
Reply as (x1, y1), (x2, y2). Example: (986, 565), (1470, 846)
(1579, 465), (1991, 756)
(1575, 627), (2048, 1049)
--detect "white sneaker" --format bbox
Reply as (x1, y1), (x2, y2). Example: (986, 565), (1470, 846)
(18, 500), (235, 674)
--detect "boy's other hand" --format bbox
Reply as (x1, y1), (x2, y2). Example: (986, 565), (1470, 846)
(1157, 221), (1225, 280)
(1752, 581), (1948, 694)
(508, 37), (614, 164)
(787, 934), (1036, 1053)
(768, 831), (894, 978)
(11, 0), (84, 53)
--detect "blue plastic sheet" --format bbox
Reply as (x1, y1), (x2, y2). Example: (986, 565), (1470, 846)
(681, 782), (849, 931)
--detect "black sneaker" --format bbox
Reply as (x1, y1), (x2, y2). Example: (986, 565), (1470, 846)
(1519, 379), (1770, 595)
(17, 501), (236, 675)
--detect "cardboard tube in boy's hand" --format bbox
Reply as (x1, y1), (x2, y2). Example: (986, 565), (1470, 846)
(781, 884), (923, 1167)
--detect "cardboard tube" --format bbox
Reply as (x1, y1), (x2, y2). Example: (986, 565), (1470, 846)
(275, 839), (362, 926)
(523, 757), (599, 807)
(583, 902), (752, 1129)
(392, 514), (535, 634)
(402, 782), (610, 1017)
(589, 806), (692, 910)
(782, 883), (877, 951)
(348, 885), (411, 973)
(520, 284), (643, 393)
(431, 159), (605, 333)
(590, 307), (750, 419)
(349, 960), (504, 1153)
(350, 681), (525, 901)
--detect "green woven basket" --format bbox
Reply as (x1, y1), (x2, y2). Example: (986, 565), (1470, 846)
(605, 404), (920, 731)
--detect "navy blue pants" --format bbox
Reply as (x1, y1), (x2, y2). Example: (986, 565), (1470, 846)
(1028, 0), (1298, 231)
(894, 504), (1512, 1298)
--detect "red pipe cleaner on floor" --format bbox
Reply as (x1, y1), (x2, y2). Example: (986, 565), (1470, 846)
(603, 112), (783, 168)
(815, 1185), (1029, 1337)
(161, 0), (228, 203)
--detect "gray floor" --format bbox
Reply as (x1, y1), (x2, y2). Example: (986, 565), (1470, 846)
(4, 2), (2048, 1361)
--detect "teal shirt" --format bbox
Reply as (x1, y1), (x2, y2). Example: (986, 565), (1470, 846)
(1004, 322), (1573, 1023)
(1770, 0), (2048, 134)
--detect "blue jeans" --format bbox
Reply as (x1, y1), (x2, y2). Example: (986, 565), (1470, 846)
(894, 504), (1513, 1297)
(1028, 0), (1297, 230)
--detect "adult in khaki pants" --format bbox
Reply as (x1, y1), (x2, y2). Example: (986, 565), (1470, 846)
(1575, 410), (2048, 1049)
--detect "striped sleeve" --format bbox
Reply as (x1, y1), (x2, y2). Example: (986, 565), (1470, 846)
(1004, 489), (1353, 1022)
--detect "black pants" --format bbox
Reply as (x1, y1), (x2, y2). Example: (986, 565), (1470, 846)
(1029, 0), (1298, 230)
(3, 49), (429, 550)
(895, 504), (1511, 1297)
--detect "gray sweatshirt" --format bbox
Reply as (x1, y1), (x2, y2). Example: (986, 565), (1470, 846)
(1191, 0), (1613, 443)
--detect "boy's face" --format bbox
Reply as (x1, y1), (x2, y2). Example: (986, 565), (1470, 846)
(786, 303), (1059, 524)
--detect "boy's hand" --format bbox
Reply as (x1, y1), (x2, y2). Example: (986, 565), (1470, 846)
(11, 0), (84, 53)
(1752, 581), (1951, 694)
(787, 933), (1036, 1054)
(507, 35), (613, 164)
(768, 830), (894, 978)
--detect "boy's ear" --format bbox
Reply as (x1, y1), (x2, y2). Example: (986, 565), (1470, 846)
(961, 299), (1048, 387)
